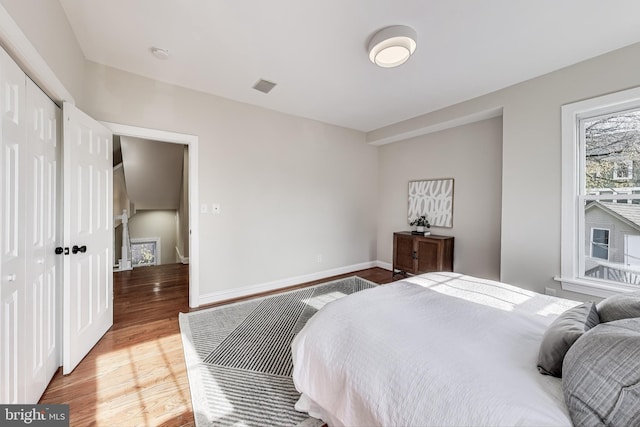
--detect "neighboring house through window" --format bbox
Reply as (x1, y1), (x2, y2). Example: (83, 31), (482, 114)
(561, 86), (640, 297)
(624, 234), (640, 267)
(613, 160), (633, 181)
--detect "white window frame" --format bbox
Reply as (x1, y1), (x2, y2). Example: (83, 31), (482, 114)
(590, 227), (610, 260)
(560, 86), (640, 297)
(130, 237), (161, 267)
(613, 160), (633, 181)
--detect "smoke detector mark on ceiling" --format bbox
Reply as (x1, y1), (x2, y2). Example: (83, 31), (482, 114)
(150, 47), (169, 60)
(253, 79), (277, 94)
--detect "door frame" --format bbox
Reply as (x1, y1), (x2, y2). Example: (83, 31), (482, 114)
(103, 122), (200, 307)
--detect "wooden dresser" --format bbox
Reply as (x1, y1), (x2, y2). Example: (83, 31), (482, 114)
(392, 232), (454, 277)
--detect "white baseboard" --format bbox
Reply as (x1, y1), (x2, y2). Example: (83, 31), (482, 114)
(198, 261), (378, 306)
(376, 260), (392, 271)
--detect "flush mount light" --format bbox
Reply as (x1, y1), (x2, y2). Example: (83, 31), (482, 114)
(150, 47), (169, 60)
(368, 25), (417, 68)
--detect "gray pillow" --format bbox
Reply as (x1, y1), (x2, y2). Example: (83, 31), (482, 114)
(563, 318), (640, 427)
(597, 290), (640, 322)
(537, 302), (599, 377)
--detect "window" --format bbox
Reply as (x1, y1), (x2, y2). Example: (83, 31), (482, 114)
(561, 87), (640, 297)
(590, 228), (609, 260)
(130, 237), (161, 267)
(613, 160), (633, 181)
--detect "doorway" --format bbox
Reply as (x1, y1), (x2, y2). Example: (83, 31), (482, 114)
(103, 122), (200, 307)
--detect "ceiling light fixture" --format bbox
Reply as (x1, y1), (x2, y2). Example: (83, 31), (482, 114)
(368, 25), (417, 68)
(150, 47), (169, 60)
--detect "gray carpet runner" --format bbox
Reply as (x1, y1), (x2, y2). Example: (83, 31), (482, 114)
(179, 276), (377, 427)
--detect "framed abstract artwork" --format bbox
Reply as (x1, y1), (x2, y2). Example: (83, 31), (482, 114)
(408, 178), (454, 228)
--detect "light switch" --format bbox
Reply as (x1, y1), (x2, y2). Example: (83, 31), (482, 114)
(200, 203), (209, 214)
(212, 203), (221, 214)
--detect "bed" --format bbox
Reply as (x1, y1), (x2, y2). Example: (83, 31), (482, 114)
(290, 272), (593, 427)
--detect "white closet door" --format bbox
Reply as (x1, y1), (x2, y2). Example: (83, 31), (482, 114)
(62, 102), (113, 374)
(0, 44), (27, 404)
(1, 45), (61, 404)
(24, 78), (61, 401)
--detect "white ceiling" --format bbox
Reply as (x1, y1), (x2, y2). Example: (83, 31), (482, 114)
(59, 0), (640, 132)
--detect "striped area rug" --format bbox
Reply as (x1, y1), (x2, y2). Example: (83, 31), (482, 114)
(179, 276), (377, 427)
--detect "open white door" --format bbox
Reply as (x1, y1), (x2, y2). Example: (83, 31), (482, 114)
(62, 102), (113, 374)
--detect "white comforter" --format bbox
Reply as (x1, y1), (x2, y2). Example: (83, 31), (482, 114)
(291, 272), (577, 427)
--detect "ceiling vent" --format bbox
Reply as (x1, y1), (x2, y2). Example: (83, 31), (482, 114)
(253, 79), (277, 94)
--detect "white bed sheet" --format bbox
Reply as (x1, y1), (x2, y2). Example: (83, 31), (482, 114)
(291, 272), (578, 427)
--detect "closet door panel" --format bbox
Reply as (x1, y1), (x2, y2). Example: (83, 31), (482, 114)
(24, 77), (60, 402)
(0, 46), (60, 404)
(0, 44), (26, 404)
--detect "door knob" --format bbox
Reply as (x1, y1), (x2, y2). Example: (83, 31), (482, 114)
(72, 245), (87, 254)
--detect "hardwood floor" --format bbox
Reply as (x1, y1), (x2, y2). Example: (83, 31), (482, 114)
(39, 264), (394, 426)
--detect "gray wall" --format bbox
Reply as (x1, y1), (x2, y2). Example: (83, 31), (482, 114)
(377, 117), (503, 280)
(6, 0), (640, 302)
(370, 42), (640, 300)
(0, 0), (86, 103)
(0, 1), (378, 300)
(128, 210), (178, 266)
(81, 61), (379, 297)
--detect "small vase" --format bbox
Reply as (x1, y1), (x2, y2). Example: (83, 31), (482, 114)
(416, 226), (425, 232)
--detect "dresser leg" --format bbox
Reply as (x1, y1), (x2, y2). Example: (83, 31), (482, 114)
(391, 269), (407, 279)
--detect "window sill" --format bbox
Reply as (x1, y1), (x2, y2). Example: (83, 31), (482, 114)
(554, 276), (636, 298)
